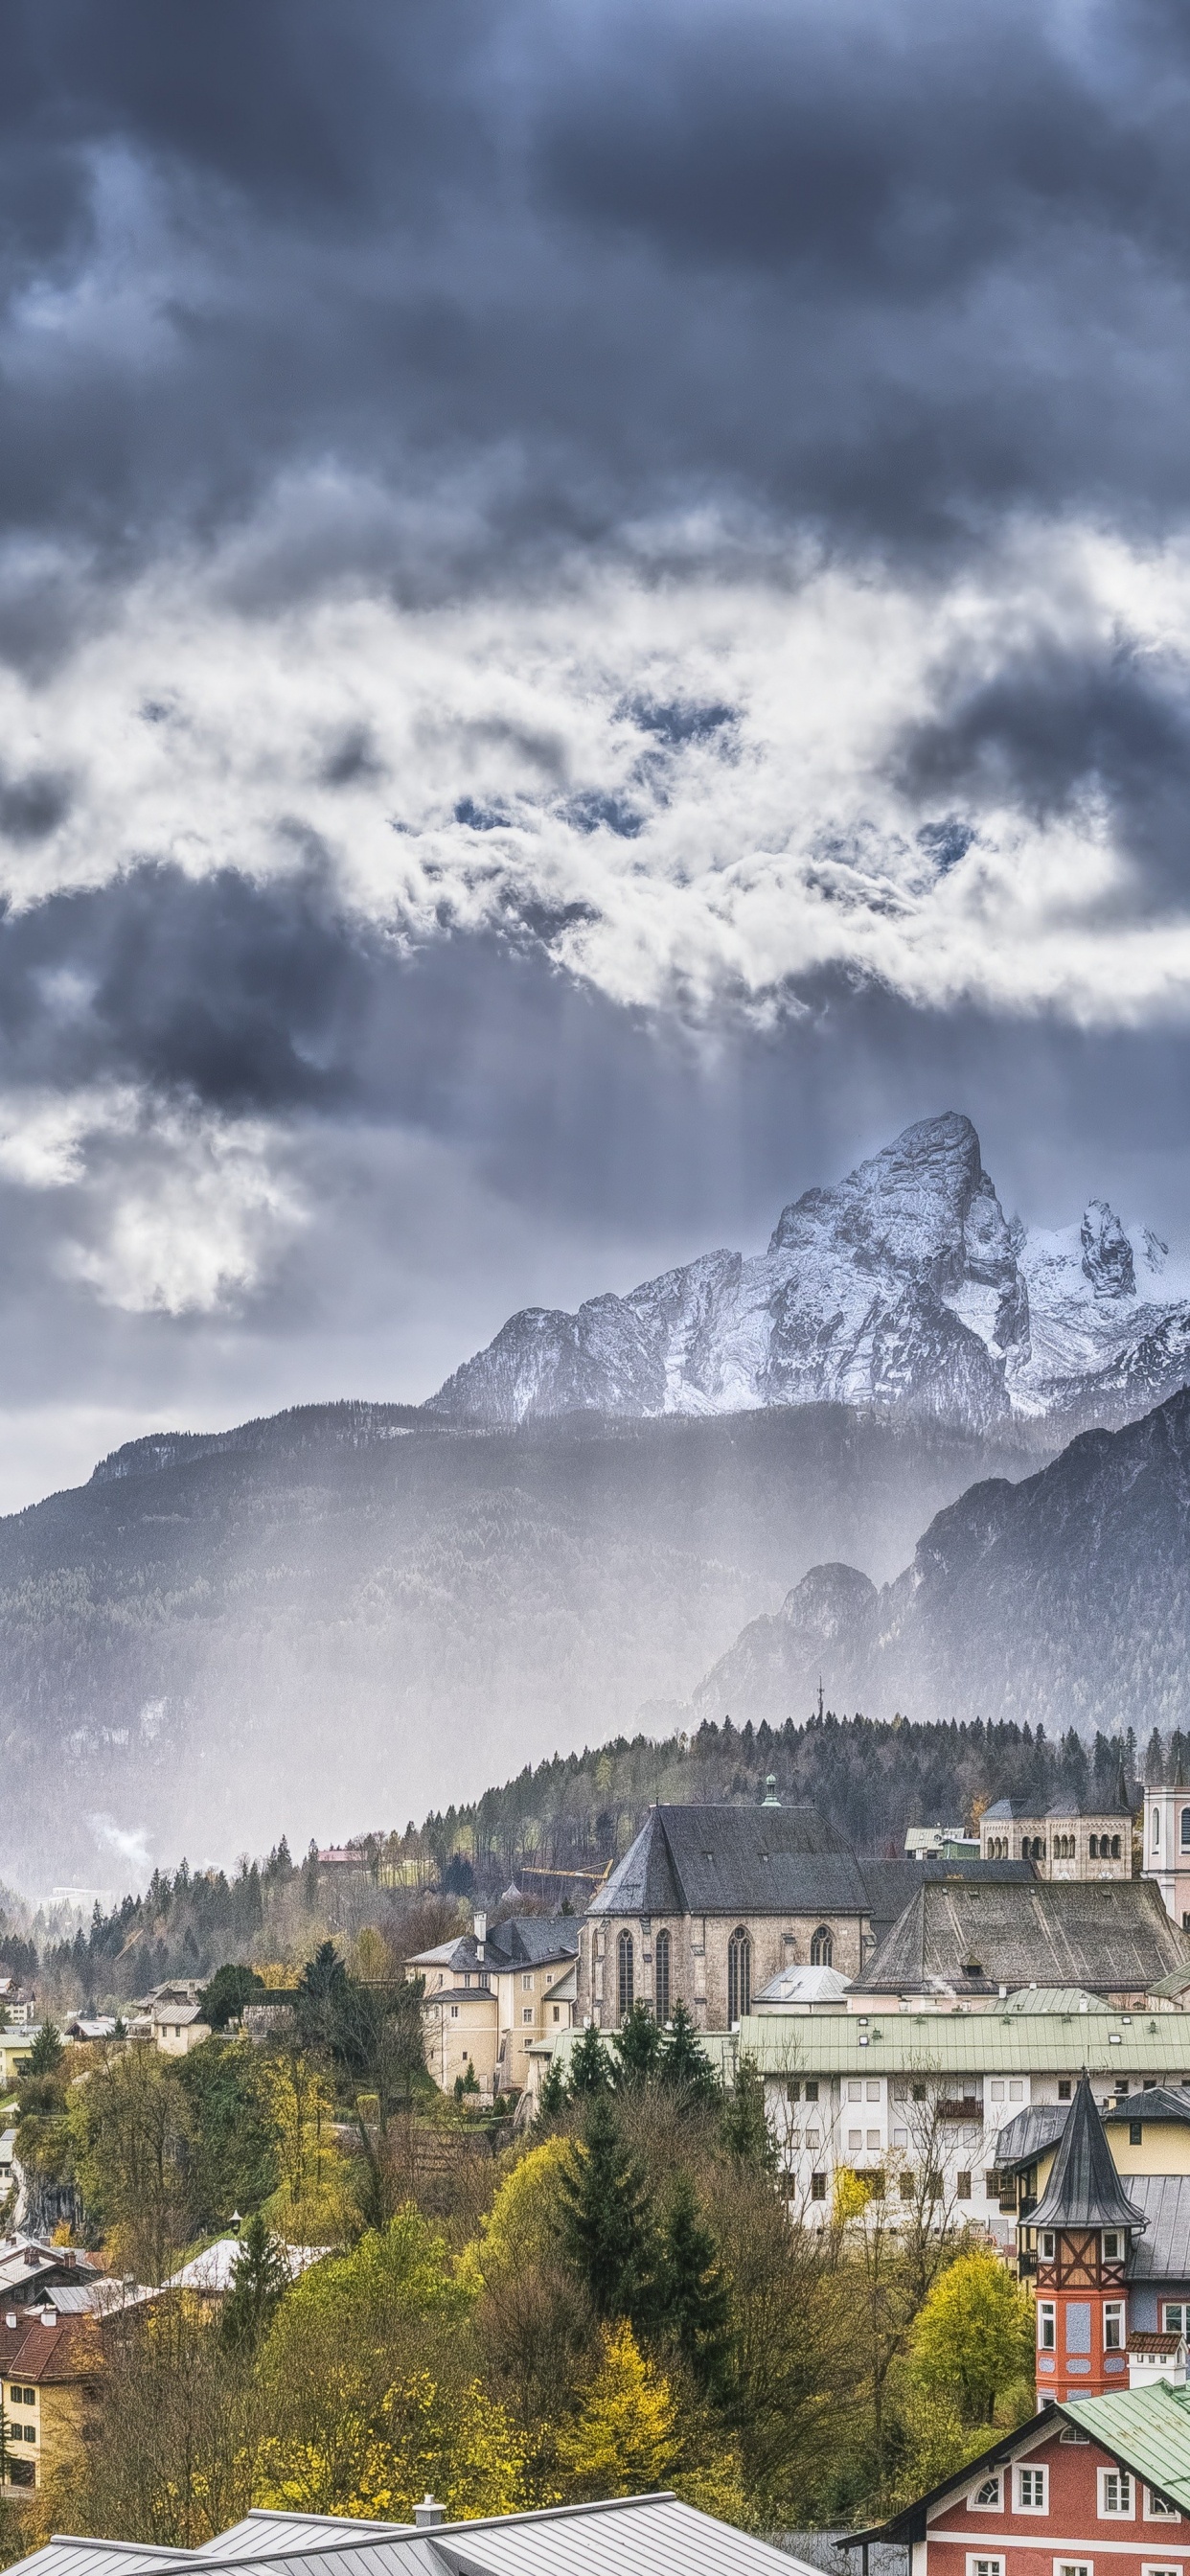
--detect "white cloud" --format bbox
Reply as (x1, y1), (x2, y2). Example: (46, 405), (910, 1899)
(1, 494), (1190, 1030)
(57, 1107), (306, 1316)
(0, 1084), (305, 1315)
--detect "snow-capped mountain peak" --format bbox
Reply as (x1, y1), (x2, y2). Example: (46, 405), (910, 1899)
(428, 1113), (1190, 1434)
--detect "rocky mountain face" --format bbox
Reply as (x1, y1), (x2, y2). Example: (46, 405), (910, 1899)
(694, 1383), (1190, 1736)
(429, 1113), (1187, 1435)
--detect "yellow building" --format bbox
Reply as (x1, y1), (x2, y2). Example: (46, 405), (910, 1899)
(0, 2311), (97, 2497)
(406, 1913), (579, 2097)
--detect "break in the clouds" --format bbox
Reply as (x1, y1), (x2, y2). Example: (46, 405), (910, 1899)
(2, 0), (1190, 1493)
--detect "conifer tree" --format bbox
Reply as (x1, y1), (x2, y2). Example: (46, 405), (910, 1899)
(660, 2003), (721, 2107)
(657, 2175), (733, 2400)
(568, 2022), (611, 2096)
(612, 2000), (663, 2088)
(559, 2094), (657, 2322)
(535, 2055), (569, 2123)
(220, 2213), (292, 2353)
(719, 2053), (775, 2172)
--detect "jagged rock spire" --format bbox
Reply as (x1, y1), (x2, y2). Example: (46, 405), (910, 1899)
(1031, 2070), (1146, 2235)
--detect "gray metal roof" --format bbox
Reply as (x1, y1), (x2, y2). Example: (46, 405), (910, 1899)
(11, 2496), (819, 2576)
(854, 1876), (1190, 1995)
(994, 2103), (1070, 2173)
(409, 1920), (578, 1974)
(1122, 2177), (1190, 2284)
(1104, 2086), (1190, 2128)
(1030, 2073), (1146, 2233)
(197, 2521), (410, 2561)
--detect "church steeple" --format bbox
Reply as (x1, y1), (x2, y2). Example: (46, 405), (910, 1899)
(1024, 2073), (1145, 2402)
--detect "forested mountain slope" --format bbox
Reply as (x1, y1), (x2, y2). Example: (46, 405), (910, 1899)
(697, 1384), (1190, 1735)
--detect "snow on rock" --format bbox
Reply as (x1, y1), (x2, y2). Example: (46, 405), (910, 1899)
(428, 1112), (1190, 1434)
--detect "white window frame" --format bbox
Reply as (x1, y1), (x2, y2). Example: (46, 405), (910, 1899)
(1141, 2564), (1184, 2576)
(1099, 2468), (1134, 2519)
(1039, 2301), (1057, 2351)
(1145, 2494), (1183, 2523)
(1041, 2231), (1057, 2259)
(1164, 2305), (1188, 2336)
(1104, 2303), (1126, 2353)
(1103, 2232), (1122, 2262)
(968, 2472), (1004, 2513)
(967, 2555), (1004, 2576)
(1018, 2467), (1050, 2514)
(1054, 2561), (1092, 2576)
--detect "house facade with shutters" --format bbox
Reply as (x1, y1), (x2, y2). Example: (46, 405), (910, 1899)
(576, 1803), (962, 2034)
(855, 2383), (1190, 2576)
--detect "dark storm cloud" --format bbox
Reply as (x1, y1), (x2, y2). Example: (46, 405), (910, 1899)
(896, 641), (1190, 909)
(0, 0), (1190, 570)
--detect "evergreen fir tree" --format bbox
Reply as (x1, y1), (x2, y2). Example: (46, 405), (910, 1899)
(656, 2174), (733, 2400)
(719, 2053), (776, 2172)
(28, 2021), (63, 2076)
(559, 2094), (657, 2321)
(535, 2055), (569, 2123)
(568, 2022), (612, 2096)
(659, 2002), (721, 2107)
(612, 1999), (663, 2088)
(219, 2214), (291, 2352)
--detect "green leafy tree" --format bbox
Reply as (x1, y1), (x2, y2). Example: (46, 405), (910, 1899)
(220, 2214), (292, 2354)
(907, 2248), (1036, 2425)
(177, 2035), (280, 2231)
(659, 2004), (721, 2106)
(567, 2024), (611, 2096)
(719, 2054), (775, 2171)
(560, 2095), (657, 2324)
(611, 2001), (663, 2088)
(656, 2176), (733, 2400)
(28, 2021), (64, 2076)
(198, 1965), (266, 2032)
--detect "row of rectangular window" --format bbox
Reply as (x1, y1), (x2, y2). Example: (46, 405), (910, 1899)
(969, 2561), (1182, 2576)
(970, 2468), (1172, 2518)
(1037, 2303), (1125, 2353)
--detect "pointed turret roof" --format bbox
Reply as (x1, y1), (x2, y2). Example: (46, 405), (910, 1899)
(1030, 2072), (1146, 2236)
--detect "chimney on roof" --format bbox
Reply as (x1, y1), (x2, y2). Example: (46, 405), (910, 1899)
(5, 2312), (15, 2328)
(415, 2497), (446, 2528)
(473, 1911), (486, 1961)
(762, 1776), (781, 1808)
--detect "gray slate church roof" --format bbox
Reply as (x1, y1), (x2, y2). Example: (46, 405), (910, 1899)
(853, 1875), (1189, 1995)
(590, 1804), (1033, 1926)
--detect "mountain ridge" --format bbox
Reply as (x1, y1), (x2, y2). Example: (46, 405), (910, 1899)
(429, 1112), (1186, 1435)
(694, 1382), (1190, 1737)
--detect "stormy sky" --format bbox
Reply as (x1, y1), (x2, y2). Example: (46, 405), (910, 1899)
(2, 0), (1190, 1509)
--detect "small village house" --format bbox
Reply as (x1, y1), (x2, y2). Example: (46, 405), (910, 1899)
(0, 2309), (97, 2496)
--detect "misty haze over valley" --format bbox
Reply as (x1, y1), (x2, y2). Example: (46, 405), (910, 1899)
(5, 1115), (1190, 1892)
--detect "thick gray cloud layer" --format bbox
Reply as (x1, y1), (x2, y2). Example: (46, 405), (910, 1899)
(0, 0), (1189, 1513)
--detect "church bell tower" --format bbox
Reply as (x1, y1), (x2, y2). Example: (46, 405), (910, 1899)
(1020, 2071), (1144, 2402)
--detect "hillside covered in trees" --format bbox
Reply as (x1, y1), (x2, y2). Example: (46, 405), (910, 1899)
(10, 1712), (1182, 2011)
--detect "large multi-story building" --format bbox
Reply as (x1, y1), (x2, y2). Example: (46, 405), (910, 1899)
(577, 1802), (1034, 2033)
(406, 1914), (578, 2097)
(743, 1999), (1190, 2237)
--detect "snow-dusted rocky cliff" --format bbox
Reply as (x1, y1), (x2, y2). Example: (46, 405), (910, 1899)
(429, 1113), (1188, 1433)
